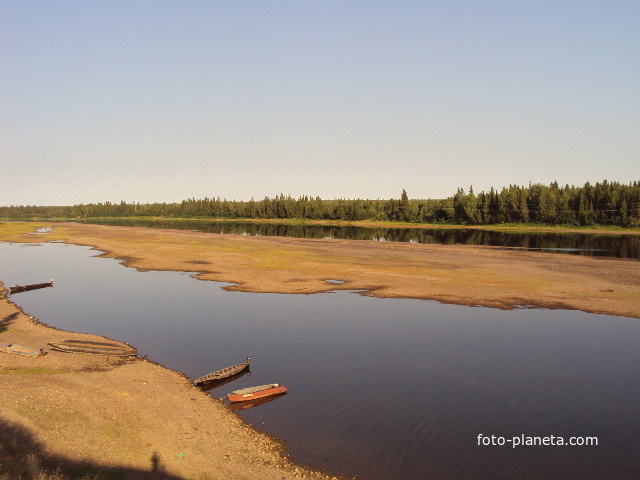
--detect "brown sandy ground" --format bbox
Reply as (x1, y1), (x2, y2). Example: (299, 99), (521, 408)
(0, 287), (342, 480)
(2, 221), (638, 318)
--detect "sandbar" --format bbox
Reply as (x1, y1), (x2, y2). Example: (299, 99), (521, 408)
(3, 221), (637, 319)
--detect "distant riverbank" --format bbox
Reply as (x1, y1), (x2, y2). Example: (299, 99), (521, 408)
(4, 216), (640, 235)
(2, 221), (638, 318)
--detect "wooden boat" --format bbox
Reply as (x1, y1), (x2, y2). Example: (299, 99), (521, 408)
(0, 342), (44, 357)
(228, 384), (287, 403)
(47, 340), (137, 356)
(9, 280), (53, 295)
(196, 369), (250, 392)
(193, 357), (251, 386)
(229, 391), (287, 411)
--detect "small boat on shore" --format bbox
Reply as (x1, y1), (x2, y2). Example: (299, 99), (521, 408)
(193, 357), (251, 386)
(9, 280), (53, 295)
(0, 342), (44, 357)
(229, 391), (287, 411)
(196, 369), (251, 392)
(47, 339), (137, 356)
(228, 384), (287, 403)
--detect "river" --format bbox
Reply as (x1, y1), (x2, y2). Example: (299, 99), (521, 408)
(1, 241), (639, 479)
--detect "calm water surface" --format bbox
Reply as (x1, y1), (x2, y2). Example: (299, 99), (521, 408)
(1, 242), (639, 479)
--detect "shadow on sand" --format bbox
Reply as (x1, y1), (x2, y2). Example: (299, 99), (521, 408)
(0, 312), (20, 334)
(0, 416), (185, 480)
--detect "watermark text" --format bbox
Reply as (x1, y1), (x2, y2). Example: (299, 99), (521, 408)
(477, 434), (598, 448)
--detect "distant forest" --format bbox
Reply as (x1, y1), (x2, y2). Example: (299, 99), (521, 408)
(2, 181), (640, 227)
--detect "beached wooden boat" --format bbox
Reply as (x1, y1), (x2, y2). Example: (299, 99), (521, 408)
(229, 391), (287, 411)
(0, 342), (44, 357)
(47, 340), (136, 356)
(9, 280), (53, 295)
(228, 384), (287, 403)
(196, 369), (251, 392)
(193, 357), (251, 386)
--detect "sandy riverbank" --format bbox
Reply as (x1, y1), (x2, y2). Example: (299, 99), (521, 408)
(0, 285), (341, 480)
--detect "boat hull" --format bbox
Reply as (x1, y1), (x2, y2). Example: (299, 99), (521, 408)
(0, 342), (44, 357)
(228, 385), (287, 403)
(9, 280), (53, 295)
(196, 369), (251, 392)
(47, 340), (136, 356)
(229, 392), (287, 411)
(193, 358), (251, 386)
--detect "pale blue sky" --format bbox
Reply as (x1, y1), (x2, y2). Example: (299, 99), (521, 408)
(2, 1), (639, 205)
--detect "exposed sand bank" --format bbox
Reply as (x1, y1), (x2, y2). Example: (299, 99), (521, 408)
(4, 221), (637, 318)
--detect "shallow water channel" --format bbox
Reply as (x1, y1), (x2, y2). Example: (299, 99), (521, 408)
(1, 241), (640, 479)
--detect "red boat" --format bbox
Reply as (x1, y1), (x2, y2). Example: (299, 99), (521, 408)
(229, 392), (287, 412)
(227, 383), (287, 403)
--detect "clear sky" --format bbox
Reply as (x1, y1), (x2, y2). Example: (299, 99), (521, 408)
(2, 1), (639, 205)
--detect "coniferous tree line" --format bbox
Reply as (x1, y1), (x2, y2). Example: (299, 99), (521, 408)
(2, 180), (639, 227)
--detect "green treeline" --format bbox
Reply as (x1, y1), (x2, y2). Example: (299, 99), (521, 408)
(2, 180), (640, 227)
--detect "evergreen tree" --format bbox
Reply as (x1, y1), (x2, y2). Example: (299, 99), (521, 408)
(399, 189), (410, 221)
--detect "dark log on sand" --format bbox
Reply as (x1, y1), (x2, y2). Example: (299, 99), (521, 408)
(9, 280), (53, 295)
